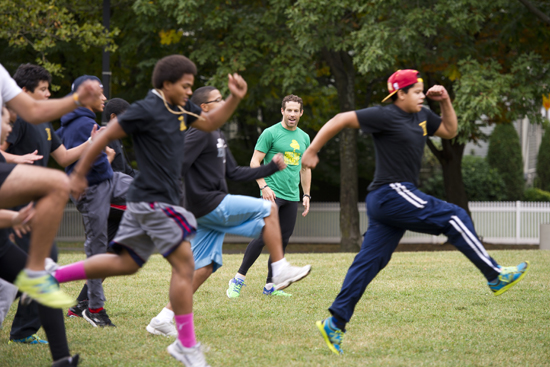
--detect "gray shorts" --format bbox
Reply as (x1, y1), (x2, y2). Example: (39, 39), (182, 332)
(110, 202), (197, 266)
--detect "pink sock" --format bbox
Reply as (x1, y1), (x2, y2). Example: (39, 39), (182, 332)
(175, 313), (196, 348)
(54, 261), (87, 284)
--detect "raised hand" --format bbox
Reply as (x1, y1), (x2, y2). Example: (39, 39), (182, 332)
(426, 85), (450, 102)
(227, 73), (248, 100)
(271, 153), (287, 171)
(76, 80), (103, 107)
(301, 148), (319, 169)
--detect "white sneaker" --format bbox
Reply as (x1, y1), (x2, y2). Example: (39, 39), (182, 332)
(273, 264), (312, 290)
(146, 317), (177, 337)
(167, 340), (211, 367)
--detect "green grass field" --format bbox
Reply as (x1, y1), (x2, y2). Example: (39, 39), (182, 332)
(1, 250), (549, 366)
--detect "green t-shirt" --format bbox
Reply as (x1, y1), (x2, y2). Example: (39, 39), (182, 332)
(255, 122), (310, 201)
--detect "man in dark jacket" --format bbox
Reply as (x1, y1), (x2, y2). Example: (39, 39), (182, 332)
(57, 76), (133, 327)
(146, 86), (311, 337)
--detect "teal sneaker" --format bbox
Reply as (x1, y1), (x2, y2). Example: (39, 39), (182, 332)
(226, 278), (245, 298)
(316, 317), (344, 355)
(9, 334), (48, 345)
(263, 286), (292, 296)
(489, 261), (530, 296)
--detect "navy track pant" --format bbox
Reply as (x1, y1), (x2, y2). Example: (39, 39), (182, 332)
(329, 182), (501, 324)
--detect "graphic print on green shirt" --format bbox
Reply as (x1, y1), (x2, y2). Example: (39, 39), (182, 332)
(255, 122), (310, 201)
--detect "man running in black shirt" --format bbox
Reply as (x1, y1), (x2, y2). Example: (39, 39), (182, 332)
(302, 69), (530, 355)
(146, 86), (310, 337)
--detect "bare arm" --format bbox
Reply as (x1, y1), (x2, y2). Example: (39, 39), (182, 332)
(427, 85), (458, 139)
(5, 80), (102, 125)
(51, 125), (102, 167)
(302, 111), (360, 169)
(191, 74), (248, 132)
(251, 149), (276, 202)
(300, 166), (311, 217)
(69, 118), (127, 198)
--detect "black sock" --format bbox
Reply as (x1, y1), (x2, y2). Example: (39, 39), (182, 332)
(76, 284), (88, 302)
(331, 313), (347, 331)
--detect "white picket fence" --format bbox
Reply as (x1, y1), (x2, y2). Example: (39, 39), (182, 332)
(56, 201), (550, 245)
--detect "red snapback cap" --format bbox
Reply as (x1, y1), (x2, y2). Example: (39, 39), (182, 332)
(382, 69), (423, 102)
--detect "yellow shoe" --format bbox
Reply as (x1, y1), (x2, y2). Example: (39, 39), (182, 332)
(14, 271), (76, 309)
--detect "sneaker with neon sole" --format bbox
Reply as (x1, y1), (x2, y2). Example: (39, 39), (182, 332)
(226, 278), (245, 298)
(147, 317), (177, 337)
(489, 261), (530, 296)
(9, 333), (48, 345)
(263, 286), (292, 296)
(316, 317), (345, 355)
(14, 271), (76, 309)
(273, 264), (311, 290)
(167, 340), (211, 367)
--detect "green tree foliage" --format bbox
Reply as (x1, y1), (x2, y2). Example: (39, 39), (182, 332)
(535, 127), (550, 192)
(0, 0), (118, 84)
(486, 124), (525, 200)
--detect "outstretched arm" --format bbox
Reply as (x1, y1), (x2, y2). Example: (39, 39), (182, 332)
(70, 118), (127, 198)
(192, 74), (248, 132)
(226, 150), (284, 182)
(427, 85), (457, 139)
(302, 111), (359, 169)
(6, 80), (103, 125)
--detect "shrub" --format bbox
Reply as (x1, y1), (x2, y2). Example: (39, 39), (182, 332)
(523, 187), (550, 202)
(419, 156), (507, 201)
(462, 156), (507, 201)
(535, 127), (550, 192)
(486, 123), (524, 200)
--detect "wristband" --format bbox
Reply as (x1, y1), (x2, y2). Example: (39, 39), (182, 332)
(260, 185), (268, 190)
(88, 137), (92, 144)
(73, 93), (82, 107)
(303, 194), (311, 200)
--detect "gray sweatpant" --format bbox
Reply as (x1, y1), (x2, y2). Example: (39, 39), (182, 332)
(0, 278), (17, 329)
(74, 172), (133, 309)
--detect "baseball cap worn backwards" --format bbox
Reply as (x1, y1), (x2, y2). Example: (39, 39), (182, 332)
(71, 75), (102, 93)
(382, 69), (423, 103)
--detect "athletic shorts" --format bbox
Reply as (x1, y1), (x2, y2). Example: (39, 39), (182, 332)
(0, 162), (15, 190)
(192, 194), (272, 272)
(110, 202), (197, 267)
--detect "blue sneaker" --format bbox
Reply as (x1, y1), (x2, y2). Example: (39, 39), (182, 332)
(226, 278), (245, 298)
(9, 334), (48, 345)
(489, 261), (530, 296)
(263, 286), (292, 297)
(316, 317), (344, 355)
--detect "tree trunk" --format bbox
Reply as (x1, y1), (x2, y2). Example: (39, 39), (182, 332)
(427, 138), (471, 216)
(322, 49), (361, 252)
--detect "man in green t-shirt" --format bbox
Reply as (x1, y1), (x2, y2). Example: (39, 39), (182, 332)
(227, 94), (311, 297)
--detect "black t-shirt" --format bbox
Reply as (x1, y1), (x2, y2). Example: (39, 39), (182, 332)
(6, 117), (62, 167)
(182, 128), (279, 218)
(117, 90), (202, 205)
(356, 104), (441, 191)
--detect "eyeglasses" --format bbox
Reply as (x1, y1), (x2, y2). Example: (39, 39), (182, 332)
(204, 97), (224, 104)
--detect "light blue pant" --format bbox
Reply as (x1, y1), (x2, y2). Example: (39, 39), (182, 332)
(192, 194), (271, 272)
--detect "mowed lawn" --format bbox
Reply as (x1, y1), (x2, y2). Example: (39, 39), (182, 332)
(1, 250), (549, 367)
